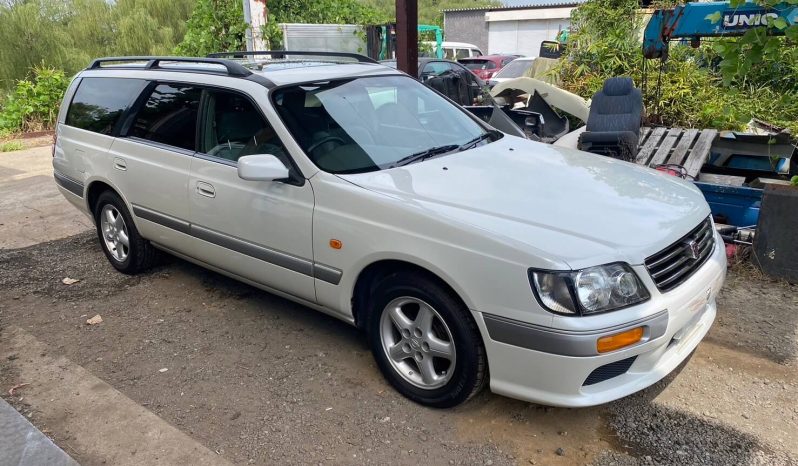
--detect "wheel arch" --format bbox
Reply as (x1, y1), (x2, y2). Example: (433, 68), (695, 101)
(351, 258), (474, 331)
(85, 178), (133, 222)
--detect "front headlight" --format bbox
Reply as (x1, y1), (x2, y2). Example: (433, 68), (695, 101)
(529, 263), (650, 316)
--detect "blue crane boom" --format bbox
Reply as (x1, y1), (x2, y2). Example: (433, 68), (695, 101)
(643, 1), (798, 59)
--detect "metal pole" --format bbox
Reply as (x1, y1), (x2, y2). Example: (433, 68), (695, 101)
(395, 0), (418, 77)
(242, 0), (254, 52)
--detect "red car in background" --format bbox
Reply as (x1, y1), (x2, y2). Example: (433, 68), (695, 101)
(458, 55), (518, 80)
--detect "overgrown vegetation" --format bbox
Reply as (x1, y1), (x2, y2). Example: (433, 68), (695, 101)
(712, 0), (798, 88)
(0, 140), (24, 152)
(557, 0), (798, 133)
(0, 67), (69, 135)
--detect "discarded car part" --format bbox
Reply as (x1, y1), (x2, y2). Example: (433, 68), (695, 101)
(539, 40), (565, 59)
(552, 126), (583, 149)
(754, 184), (798, 283)
(426, 71), (482, 107)
(490, 94), (568, 143)
(490, 77), (590, 123)
(695, 182), (762, 227)
(464, 105), (527, 139)
(578, 77), (642, 162)
(715, 224), (756, 246)
(704, 131), (797, 180)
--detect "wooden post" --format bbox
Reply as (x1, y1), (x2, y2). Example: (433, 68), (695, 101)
(395, 0), (418, 77)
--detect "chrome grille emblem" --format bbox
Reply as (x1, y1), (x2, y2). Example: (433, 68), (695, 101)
(685, 240), (700, 260)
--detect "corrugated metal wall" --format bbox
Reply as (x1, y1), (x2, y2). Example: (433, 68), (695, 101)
(280, 24), (366, 53)
(442, 11), (490, 53)
(488, 18), (570, 56)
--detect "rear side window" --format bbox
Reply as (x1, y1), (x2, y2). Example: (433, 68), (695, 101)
(129, 84), (201, 151)
(65, 78), (147, 135)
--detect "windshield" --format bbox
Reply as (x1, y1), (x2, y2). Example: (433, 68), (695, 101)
(272, 75), (495, 174)
(494, 59), (534, 79)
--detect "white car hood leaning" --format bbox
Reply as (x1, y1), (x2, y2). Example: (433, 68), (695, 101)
(339, 136), (710, 270)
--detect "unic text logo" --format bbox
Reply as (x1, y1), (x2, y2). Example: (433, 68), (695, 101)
(722, 11), (779, 28)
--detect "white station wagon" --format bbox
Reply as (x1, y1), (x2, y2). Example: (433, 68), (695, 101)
(53, 53), (727, 408)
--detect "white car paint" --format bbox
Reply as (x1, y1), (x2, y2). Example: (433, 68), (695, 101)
(53, 59), (725, 407)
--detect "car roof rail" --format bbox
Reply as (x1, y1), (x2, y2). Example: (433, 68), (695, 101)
(86, 56), (254, 77)
(207, 50), (378, 64)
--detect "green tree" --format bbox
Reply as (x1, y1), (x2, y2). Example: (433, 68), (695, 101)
(175, 0), (247, 56)
(113, 0), (195, 55)
(0, 0), (195, 91)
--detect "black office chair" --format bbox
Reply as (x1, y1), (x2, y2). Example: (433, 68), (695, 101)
(578, 77), (642, 162)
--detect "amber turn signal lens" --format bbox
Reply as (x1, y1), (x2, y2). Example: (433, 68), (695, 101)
(329, 239), (342, 249)
(597, 327), (644, 353)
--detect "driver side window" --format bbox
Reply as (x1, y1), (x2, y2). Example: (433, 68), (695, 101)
(200, 89), (288, 163)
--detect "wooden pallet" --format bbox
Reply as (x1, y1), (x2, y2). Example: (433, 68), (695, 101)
(635, 127), (718, 178)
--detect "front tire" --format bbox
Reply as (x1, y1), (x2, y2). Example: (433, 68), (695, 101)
(367, 271), (487, 408)
(94, 190), (157, 274)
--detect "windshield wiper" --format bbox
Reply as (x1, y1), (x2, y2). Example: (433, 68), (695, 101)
(389, 144), (460, 168)
(458, 129), (501, 152)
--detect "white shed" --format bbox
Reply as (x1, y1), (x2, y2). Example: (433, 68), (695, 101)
(444, 1), (586, 57)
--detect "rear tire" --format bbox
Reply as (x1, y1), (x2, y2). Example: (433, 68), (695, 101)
(94, 190), (157, 274)
(367, 271), (487, 408)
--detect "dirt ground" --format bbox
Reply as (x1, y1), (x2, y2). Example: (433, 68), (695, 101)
(1, 147), (797, 465)
(1, 233), (797, 465)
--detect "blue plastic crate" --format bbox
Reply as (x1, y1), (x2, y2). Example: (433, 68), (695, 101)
(694, 182), (763, 227)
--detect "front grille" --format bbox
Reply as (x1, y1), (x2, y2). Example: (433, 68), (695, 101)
(645, 217), (715, 292)
(583, 356), (637, 386)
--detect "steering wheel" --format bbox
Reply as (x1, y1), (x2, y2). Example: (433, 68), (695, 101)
(307, 136), (346, 155)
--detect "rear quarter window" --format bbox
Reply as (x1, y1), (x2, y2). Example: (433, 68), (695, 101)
(65, 78), (148, 135)
(128, 83), (202, 151)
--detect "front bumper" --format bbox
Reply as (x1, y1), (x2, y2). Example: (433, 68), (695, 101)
(475, 232), (727, 407)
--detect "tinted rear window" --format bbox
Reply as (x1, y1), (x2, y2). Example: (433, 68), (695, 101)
(460, 60), (495, 71)
(128, 84), (201, 151)
(66, 78), (147, 135)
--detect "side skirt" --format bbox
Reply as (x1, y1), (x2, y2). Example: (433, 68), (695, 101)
(151, 242), (357, 327)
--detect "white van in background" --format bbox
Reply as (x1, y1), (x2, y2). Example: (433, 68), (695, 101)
(422, 41), (483, 60)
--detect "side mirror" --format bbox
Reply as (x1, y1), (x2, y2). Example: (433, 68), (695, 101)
(237, 154), (290, 182)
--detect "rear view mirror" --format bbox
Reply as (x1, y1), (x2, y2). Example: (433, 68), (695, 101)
(237, 154), (290, 182)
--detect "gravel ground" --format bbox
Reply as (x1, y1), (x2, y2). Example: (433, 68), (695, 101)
(1, 232), (797, 465)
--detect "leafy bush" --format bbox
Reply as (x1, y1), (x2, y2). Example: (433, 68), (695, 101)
(557, 0), (798, 134)
(711, 0), (798, 89)
(0, 67), (70, 134)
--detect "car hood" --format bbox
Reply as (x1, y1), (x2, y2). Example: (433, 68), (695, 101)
(339, 136), (710, 269)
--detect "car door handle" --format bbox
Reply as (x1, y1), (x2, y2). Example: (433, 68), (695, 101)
(196, 181), (215, 198)
(113, 158), (127, 171)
